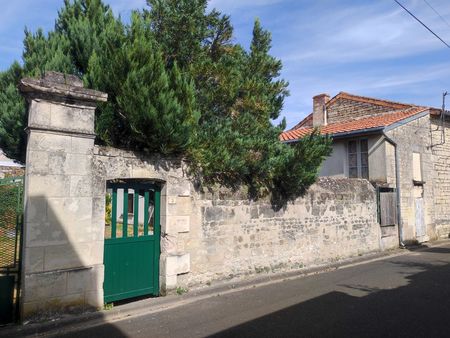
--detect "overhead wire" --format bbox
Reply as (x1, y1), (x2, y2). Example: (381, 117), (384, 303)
(422, 0), (450, 30)
(393, 0), (450, 48)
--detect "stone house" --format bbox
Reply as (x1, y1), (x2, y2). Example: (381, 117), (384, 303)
(280, 92), (450, 245)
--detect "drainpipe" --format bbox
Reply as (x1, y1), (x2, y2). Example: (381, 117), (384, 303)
(382, 131), (405, 247)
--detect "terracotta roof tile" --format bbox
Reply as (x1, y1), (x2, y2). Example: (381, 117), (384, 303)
(280, 106), (428, 142)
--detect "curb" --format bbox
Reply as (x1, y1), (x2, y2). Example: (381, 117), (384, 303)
(3, 239), (449, 337)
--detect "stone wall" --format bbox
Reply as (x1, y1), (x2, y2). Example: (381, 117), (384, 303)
(183, 178), (380, 287)
(92, 148), (382, 290)
(327, 98), (398, 124)
(385, 114), (436, 243)
(430, 117), (450, 238)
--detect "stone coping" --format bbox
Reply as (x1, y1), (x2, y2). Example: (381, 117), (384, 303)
(19, 71), (107, 103)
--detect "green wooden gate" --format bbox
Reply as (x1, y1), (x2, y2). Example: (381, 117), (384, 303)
(0, 176), (23, 325)
(104, 181), (161, 303)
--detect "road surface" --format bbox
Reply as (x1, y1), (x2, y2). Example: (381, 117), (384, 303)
(51, 243), (450, 337)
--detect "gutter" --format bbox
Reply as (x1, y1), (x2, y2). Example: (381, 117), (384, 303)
(331, 127), (385, 139)
(382, 131), (404, 247)
(282, 127), (385, 144)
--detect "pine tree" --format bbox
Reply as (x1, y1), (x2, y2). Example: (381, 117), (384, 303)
(0, 63), (26, 162)
(0, 0), (331, 203)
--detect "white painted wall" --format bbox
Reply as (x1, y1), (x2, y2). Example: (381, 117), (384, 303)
(319, 135), (387, 182)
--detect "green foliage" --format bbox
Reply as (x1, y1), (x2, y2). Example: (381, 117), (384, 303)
(0, 0), (332, 203)
(176, 286), (188, 295)
(105, 193), (112, 226)
(0, 63), (26, 162)
(0, 184), (22, 228)
(103, 302), (114, 310)
(23, 29), (74, 76)
(271, 131), (333, 205)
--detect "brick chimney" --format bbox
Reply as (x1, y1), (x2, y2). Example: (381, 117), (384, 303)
(312, 93), (330, 127)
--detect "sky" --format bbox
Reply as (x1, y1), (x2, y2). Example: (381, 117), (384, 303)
(1, 0), (449, 128)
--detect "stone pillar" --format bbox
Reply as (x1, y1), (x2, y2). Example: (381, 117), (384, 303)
(19, 72), (107, 319)
(160, 177), (192, 293)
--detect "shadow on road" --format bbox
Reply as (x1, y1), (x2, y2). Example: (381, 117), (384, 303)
(210, 260), (450, 338)
(417, 246), (450, 254)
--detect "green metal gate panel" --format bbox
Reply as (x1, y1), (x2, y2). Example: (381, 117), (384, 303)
(104, 181), (160, 303)
(0, 176), (24, 325)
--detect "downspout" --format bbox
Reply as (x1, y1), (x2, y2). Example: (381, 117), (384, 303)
(382, 131), (405, 247)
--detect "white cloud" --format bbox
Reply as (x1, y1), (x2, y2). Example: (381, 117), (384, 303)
(106, 0), (147, 15)
(279, 1), (450, 64)
(208, 0), (283, 13)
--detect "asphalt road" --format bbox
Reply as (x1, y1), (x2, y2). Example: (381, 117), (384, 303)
(55, 243), (450, 338)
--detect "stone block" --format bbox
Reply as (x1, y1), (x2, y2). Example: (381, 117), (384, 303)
(22, 293), (87, 320)
(167, 180), (191, 197)
(43, 241), (103, 271)
(23, 270), (67, 302)
(87, 241), (105, 266)
(23, 246), (44, 274)
(26, 196), (47, 223)
(66, 154), (93, 175)
(27, 132), (71, 153)
(131, 167), (165, 181)
(46, 197), (92, 234)
(25, 221), (68, 248)
(28, 100), (51, 128)
(177, 253), (190, 274)
(91, 198), (106, 240)
(204, 206), (223, 222)
(166, 215), (190, 233)
(167, 196), (192, 216)
(160, 215), (167, 233)
(67, 265), (103, 294)
(44, 243), (87, 271)
(164, 275), (177, 290)
(161, 232), (178, 254)
(27, 174), (70, 198)
(71, 136), (94, 155)
(92, 174), (106, 197)
(50, 103), (95, 134)
(26, 151), (49, 175)
(163, 253), (191, 276)
(85, 290), (103, 309)
(47, 152), (67, 174)
(164, 255), (179, 276)
(70, 175), (93, 197)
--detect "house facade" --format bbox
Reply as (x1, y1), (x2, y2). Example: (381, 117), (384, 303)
(281, 92), (450, 245)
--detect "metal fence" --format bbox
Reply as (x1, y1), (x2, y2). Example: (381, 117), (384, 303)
(0, 176), (24, 325)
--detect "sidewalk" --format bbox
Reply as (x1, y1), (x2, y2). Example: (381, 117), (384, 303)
(3, 240), (448, 337)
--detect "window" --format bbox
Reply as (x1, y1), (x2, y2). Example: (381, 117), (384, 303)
(347, 139), (369, 179)
(412, 152), (422, 182)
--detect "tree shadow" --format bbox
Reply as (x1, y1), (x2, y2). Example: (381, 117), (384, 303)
(210, 260), (450, 338)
